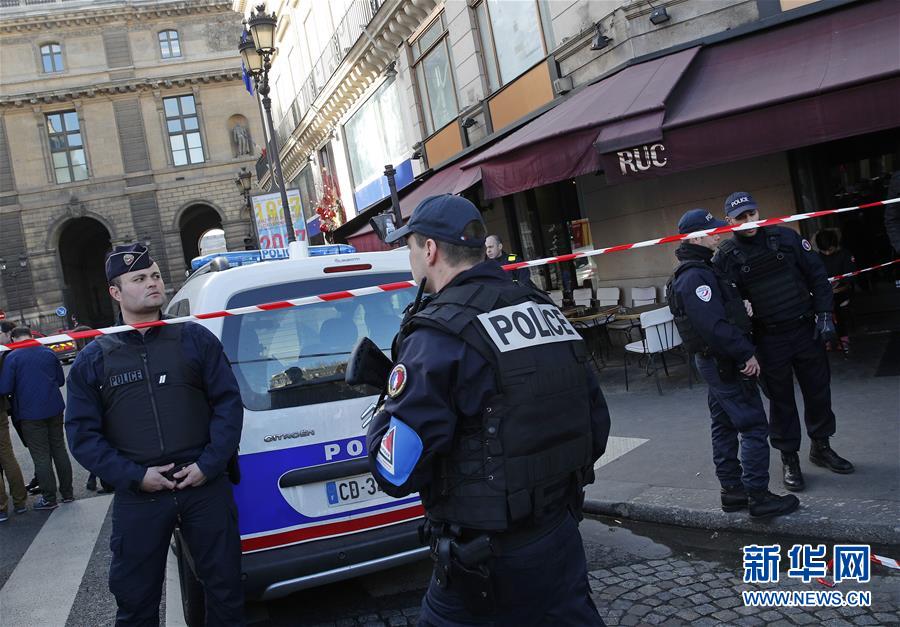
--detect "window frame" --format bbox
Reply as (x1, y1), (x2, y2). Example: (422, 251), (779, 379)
(163, 94), (205, 167)
(472, 0), (549, 91)
(410, 13), (460, 135)
(40, 42), (64, 73)
(158, 30), (182, 59)
(46, 110), (88, 184)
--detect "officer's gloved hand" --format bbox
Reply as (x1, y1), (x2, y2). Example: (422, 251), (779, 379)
(814, 312), (837, 343)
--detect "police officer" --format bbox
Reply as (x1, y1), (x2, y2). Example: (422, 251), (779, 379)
(485, 233), (534, 287)
(668, 209), (798, 519)
(65, 244), (244, 626)
(367, 195), (611, 626)
(714, 193), (854, 492)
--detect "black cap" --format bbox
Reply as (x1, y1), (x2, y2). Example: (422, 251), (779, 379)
(724, 192), (759, 218)
(678, 209), (727, 234)
(105, 243), (154, 282)
(385, 194), (485, 248)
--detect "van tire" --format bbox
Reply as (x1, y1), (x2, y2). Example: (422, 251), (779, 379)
(174, 531), (206, 627)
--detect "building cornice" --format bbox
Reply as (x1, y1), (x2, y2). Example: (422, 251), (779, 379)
(0, 68), (242, 108)
(0, 0), (233, 34)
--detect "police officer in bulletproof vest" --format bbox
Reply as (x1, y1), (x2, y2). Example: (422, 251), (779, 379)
(366, 195), (611, 625)
(668, 209), (799, 519)
(65, 244), (245, 626)
(485, 233), (535, 287)
(713, 193), (854, 492)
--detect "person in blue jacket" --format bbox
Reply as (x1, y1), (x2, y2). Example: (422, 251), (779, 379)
(668, 209), (798, 519)
(714, 193), (853, 492)
(367, 195), (611, 626)
(65, 244), (244, 627)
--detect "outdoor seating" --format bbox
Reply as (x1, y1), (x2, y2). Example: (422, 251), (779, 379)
(624, 306), (686, 395)
(631, 286), (657, 307)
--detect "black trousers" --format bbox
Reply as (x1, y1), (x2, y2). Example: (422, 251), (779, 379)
(109, 475), (244, 626)
(755, 320), (836, 452)
(418, 512), (604, 626)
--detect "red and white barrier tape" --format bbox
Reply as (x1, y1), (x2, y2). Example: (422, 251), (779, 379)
(816, 553), (900, 588)
(827, 259), (899, 282)
(2, 197), (897, 353)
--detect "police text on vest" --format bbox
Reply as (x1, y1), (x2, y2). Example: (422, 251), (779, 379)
(478, 302), (581, 352)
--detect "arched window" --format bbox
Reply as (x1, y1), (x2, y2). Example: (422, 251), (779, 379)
(40, 43), (64, 73)
(158, 30), (181, 59)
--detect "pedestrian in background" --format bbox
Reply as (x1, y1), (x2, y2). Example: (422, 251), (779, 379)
(65, 243), (245, 626)
(0, 323), (29, 522)
(369, 195), (611, 625)
(0, 326), (73, 511)
(714, 192), (853, 493)
(668, 209), (798, 519)
(485, 233), (536, 288)
(815, 228), (855, 355)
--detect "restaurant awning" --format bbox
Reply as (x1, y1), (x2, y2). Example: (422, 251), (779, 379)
(598, 0), (900, 182)
(464, 46), (699, 199)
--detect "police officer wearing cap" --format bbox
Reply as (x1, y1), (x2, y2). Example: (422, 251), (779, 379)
(714, 193), (854, 492)
(65, 244), (245, 626)
(668, 209), (798, 519)
(485, 234), (534, 287)
(367, 194), (611, 625)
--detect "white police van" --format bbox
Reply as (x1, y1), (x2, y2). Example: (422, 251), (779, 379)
(165, 246), (426, 622)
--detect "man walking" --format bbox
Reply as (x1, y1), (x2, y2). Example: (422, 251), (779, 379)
(0, 326), (73, 511)
(0, 322), (28, 521)
(668, 209), (798, 519)
(65, 243), (245, 626)
(368, 195), (611, 625)
(714, 192), (853, 491)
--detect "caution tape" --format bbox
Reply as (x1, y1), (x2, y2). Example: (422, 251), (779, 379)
(1, 197), (897, 353)
(816, 553), (900, 588)
(827, 259), (899, 282)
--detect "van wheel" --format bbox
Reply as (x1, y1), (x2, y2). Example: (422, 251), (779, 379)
(174, 531), (206, 627)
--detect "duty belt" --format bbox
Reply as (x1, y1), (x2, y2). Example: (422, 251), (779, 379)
(753, 313), (813, 335)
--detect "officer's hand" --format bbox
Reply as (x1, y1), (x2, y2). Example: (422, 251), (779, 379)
(174, 463), (207, 490)
(814, 312), (837, 343)
(743, 300), (754, 317)
(740, 356), (761, 377)
(140, 464), (176, 492)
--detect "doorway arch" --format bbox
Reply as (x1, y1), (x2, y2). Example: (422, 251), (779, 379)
(58, 217), (114, 328)
(179, 203), (223, 265)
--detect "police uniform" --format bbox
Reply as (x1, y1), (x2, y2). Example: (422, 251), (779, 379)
(713, 193), (853, 491)
(368, 196), (610, 626)
(490, 251), (535, 287)
(668, 210), (797, 519)
(65, 244), (244, 626)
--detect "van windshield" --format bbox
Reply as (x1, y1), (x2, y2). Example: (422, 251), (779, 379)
(222, 272), (414, 411)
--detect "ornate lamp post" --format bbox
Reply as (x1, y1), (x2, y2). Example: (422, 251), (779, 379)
(0, 254), (29, 324)
(235, 167), (258, 249)
(240, 6), (307, 255)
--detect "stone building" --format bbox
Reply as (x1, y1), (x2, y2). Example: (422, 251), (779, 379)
(0, 0), (264, 329)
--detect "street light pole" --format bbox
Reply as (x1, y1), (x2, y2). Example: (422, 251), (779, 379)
(235, 167), (259, 249)
(0, 254), (28, 324)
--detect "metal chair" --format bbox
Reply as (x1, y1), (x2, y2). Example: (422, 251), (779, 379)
(624, 307), (684, 395)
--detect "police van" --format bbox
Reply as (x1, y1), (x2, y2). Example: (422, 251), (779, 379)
(165, 246), (426, 621)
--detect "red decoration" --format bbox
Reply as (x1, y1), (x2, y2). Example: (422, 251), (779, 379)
(314, 170), (346, 241)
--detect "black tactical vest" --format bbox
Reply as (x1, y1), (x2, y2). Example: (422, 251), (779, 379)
(667, 261), (751, 356)
(403, 281), (595, 532)
(717, 230), (812, 325)
(95, 324), (212, 466)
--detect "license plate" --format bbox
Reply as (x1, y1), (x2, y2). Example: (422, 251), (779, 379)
(326, 474), (383, 507)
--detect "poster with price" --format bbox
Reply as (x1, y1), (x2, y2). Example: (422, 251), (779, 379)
(251, 189), (308, 250)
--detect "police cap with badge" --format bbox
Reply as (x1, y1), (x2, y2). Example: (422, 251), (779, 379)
(724, 192), (759, 218)
(385, 194), (486, 248)
(105, 243), (154, 283)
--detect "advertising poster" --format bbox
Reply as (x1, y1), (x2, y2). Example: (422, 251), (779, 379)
(251, 189), (308, 249)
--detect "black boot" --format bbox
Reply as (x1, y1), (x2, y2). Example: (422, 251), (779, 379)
(26, 477), (41, 495)
(748, 490), (800, 519)
(781, 452), (805, 492)
(721, 486), (748, 512)
(809, 439), (854, 473)
(85, 477), (97, 491)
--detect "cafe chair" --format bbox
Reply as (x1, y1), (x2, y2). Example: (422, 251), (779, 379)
(624, 306), (684, 395)
(573, 288), (593, 308)
(548, 290), (564, 307)
(595, 287), (620, 307)
(631, 286), (657, 307)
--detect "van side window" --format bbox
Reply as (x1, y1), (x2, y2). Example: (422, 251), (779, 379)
(168, 299), (191, 317)
(222, 273), (414, 411)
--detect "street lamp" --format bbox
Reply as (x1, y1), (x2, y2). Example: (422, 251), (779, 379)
(240, 6), (306, 255)
(235, 166), (258, 249)
(0, 254), (28, 324)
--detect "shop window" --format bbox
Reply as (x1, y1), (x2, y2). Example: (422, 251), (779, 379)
(158, 30), (181, 59)
(412, 14), (459, 135)
(46, 111), (88, 183)
(473, 0), (554, 91)
(40, 43), (64, 73)
(164, 95), (204, 166)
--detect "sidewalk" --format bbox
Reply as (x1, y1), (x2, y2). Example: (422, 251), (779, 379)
(584, 303), (900, 546)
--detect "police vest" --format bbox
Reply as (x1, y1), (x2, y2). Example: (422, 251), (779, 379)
(404, 281), (595, 532)
(717, 230), (812, 325)
(666, 261), (751, 356)
(95, 324), (213, 466)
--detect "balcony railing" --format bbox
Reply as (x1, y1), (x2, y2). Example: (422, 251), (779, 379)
(273, 0), (383, 148)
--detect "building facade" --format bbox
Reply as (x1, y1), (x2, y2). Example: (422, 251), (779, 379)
(0, 0), (264, 329)
(244, 0), (898, 299)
